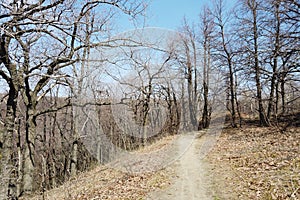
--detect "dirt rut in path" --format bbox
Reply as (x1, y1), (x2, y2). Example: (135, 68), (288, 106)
(147, 132), (215, 200)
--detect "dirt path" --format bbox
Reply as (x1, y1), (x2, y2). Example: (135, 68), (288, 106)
(23, 131), (221, 200)
(147, 131), (215, 200)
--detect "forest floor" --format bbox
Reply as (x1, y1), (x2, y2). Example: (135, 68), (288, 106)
(208, 125), (300, 199)
(25, 125), (300, 200)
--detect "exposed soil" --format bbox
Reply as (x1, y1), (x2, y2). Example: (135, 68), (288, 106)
(147, 131), (216, 200)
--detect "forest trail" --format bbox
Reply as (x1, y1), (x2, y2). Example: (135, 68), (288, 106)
(23, 130), (222, 200)
(147, 131), (215, 200)
(20, 127), (300, 200)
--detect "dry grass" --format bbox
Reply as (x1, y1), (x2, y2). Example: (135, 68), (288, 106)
(22, 126), (300, 200)
(21, 137), (177, 200)
(208, 126), (300, 199)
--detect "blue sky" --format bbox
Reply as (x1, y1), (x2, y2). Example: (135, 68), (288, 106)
(117, 0), (237, 32)
(117, 0), (209, 32)
(146, 0), (206, 29)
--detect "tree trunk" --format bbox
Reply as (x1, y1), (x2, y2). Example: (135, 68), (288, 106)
(142, 89), (151, 146)
(198, 7), (214, 130)
(17, 118), (22, 196)
(1, 85), (19, 199)
(181, 81), (187, 130)
(234, 72), (242, 127)
(228, 62), (237, 127)
(275, 79), (279, 118)
(199, 36), (211, 129)
(219, 18), (237, 127)
(267, 59), (278, 120)
(250, 0), (269, 126)
(200, 75), (210, 129)
(186, 51), (197, 130)
(255, 57), (268, 126)
(280, 76), (286, 115)
(267, 1), (280, 120)
(70, 140), (78, 177)
(23, 106), (37, 194)
(70, 105), (78, 177)
(50, 111), (57, 188)
(201, 81), (210, 129)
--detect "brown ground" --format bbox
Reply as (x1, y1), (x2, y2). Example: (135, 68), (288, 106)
(147, 131), (214, 200)
(24, 126), (300, 200)
(207, 126), (300, 199)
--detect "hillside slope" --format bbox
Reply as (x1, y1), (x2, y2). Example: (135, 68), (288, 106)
(22, 126), (300, 200)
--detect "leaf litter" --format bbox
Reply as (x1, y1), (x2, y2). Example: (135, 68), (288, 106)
(207, 126), (300, 199)
(24, 127), (299, 199)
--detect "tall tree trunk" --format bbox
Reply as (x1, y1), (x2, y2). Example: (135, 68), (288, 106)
(142, 87), (151, 145)
(181, 81), (187, 130)
(70, 140), (78, 177)
(172, 90), (180, 132)
(50, 111), (57, 188)
(254, 50), (269, 126)
(267, 1), (280, 120)
(275, 79), (279, 117)
(186, 50), (197, 130)
(187, 68), (197, 129)
(23, 106), (37, 194)
(250, 0), (269, 126)
(70, 14), (92, 175)
(280, 76), (286, 115)
(234, 72), (242, 127)
(1, 85), (19, 199)
(218, 17), (237, 127)
(201, 81), (210, 129)
(268, 62), (277, 119)
(70, 106), (78, 177)
(200, 36), (211, 129)
(17, 117), (22, 196)
(228, 61), (237, 127)
(198, 7), (213, 130)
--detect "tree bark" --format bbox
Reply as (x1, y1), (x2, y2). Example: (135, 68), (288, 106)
(249, 0), (269, 126)
(198, 6), (213, 130)
(200, 32), (211, 129)
(23, 106), (37, 194)
(185, 46), (198, 130)
(70, 140), (78, 177)
(0, 33), (20, 199)
(234, 72), (242, 127)
(280, 75), (286, 115)
(214, 0), (237, 127)
(267, 0), (280, 120)
(1, 85), (19, 199)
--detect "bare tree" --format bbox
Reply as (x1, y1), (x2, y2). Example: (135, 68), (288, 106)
(237, 0), (270, 126)
(213, 0), (240, 127)
(198, 6), (214, 129)
(275, 0), (300, 116)
(235, 0), (299, 124)
(181, 19), (199, 130)
(0, 0), (146, 197)
(107, 45), (170, 145)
